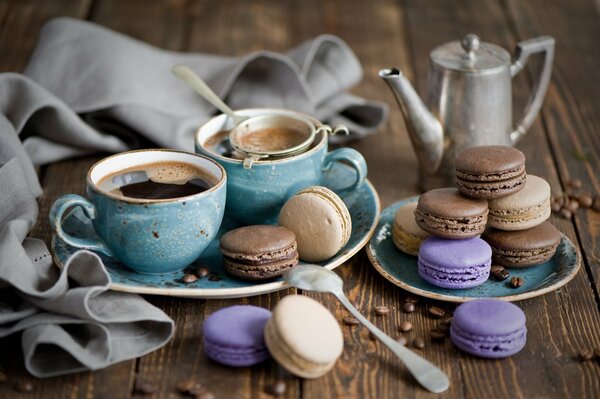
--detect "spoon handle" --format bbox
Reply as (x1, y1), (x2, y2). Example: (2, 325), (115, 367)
(172, 65), (247, 125)
(333, 292), (450, 393)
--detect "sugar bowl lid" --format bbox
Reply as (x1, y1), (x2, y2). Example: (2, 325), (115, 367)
(430, 34), (511, 72)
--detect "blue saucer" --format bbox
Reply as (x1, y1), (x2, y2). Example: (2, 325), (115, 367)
(51, 163), (380, 299)
(366, 196), (580, 302)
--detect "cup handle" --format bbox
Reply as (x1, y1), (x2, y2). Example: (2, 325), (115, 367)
(322, 148), (368, 192)
(49, 194), (113, 256)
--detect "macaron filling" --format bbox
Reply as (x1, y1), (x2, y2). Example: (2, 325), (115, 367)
(491, 245), (557, 266)
(455, 165), (525, 182)
(418, 259), (490, 288)
(415, 208), (487, 235)
(204, 340), (271, 366)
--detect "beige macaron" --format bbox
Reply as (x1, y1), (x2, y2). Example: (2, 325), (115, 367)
(392, 202), (430, 256)
(278, 186), (351, 262)
(264, 295), (344, 378)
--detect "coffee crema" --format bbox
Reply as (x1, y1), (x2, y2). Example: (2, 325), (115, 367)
(98, 161), (216, 200)
(236, 127), (308, 153)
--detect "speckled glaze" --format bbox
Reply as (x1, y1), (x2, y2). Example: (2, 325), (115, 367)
(195, 109), (367, 225)
(49, 149), (227, 274)
(50, 162), (381, 298)
(367, 196), (581, 302)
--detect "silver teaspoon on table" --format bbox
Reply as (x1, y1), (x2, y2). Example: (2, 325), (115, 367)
(284, 264), (450, 394)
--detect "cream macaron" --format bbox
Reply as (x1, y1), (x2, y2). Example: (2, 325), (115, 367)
(487, 174), (551, 231)
(392, 202), (430, 256)
(264, 295), (344, 378)
(278, 186), (351, 262)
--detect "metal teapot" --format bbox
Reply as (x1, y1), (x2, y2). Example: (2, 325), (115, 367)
(379, 34), (554, 190)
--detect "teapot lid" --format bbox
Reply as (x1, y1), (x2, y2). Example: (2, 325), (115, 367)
(430, 34), (511, 73)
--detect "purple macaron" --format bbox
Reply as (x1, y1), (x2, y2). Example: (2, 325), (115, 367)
(450, 299), (527, 358)
(203, 305), (271, 367)
(418, 236), (492, 289)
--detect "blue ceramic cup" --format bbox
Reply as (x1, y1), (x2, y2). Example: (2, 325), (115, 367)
(49, 149), (227, 274)
(195, 109), (367, 225)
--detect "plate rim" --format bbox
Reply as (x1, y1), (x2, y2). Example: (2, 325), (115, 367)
(51, 178), (381, 299)
(366, 196), (581, 303)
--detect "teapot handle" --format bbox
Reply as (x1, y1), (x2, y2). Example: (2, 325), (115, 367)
(509, 36), (555, 144)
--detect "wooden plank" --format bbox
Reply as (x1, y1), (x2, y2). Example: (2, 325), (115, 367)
(404, 0), (600, 398)
(503, 0), (600, 293)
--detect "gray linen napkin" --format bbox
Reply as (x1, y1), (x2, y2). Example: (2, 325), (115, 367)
(0, 17), (386, 377)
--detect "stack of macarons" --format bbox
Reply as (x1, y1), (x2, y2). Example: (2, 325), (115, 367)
(398, 145), (562, 290)
(203, 295), (344, 379)
(219, 186), (351, 281)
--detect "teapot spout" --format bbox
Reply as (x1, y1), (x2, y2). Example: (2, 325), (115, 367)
(379, 68), (444, 173)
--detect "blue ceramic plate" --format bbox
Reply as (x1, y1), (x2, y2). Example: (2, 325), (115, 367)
(366, 196), (580, 302)
(51, 163), (381, 299)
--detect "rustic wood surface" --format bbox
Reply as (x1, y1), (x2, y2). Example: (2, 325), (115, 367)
(1, 0), (599, 398)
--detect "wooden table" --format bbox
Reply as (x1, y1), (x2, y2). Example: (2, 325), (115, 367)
(1, 0), (599, 397)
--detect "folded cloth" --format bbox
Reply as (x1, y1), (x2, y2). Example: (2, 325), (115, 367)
(17, 17), (387, 165)
(0, 17), (386, 377)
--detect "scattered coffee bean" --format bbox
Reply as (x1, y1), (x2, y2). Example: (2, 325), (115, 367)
(430, 329), (446, 341)
(440, 317), (453, 327)
(266, 380), (286, 396)
(551, 200), (562, 213)
(369, 330), (377, 341)
(510, 276), (524, 288)
(405, 296), (420, 304)
(177, 378), (197, 393)
(579, 194), (593, 208)
(413, 337), (425, 349)
(196, 267), (210, 278)
(0, 371), (6, 383)
(402, 302), (415, 313)
(397, 336), (408, 346)
(343, 316), (360, 326)
(491, 265), (510, 281)
(567, 199), (580, 212)
(553, 195), (565, 207)
(196, 391), (215, 399)
(594, 347), (600, 359)
(134, 378), (158, 394)
(560, 208), (573, 219)
(428, 306), (445, 318)
(399, 321), (413, 332)
(182, 273), (198, 283)
(567, 179), (582, 189)
(188, 383), (209, 396)
(579, 348), (594, 361)
(208, 274), (222, 282)
(14, 381), (33, 393)
(437, 323), (450, 333)
(374, 305), (390, 315)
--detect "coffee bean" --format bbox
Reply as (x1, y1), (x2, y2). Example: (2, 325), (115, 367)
(491, 265), (510, 281)
(374, 305), (390, 315)
(440, 317), (453, 327)
(397, 336), (408, 346)
(430, 329), (446, 341)
(399, 321), (413, 332)
(413, 337), (425, 349)
(405, 296), (420, 304)
(553, 195), (565, 207)
(551, 200), (562, 213)
(189, 383), (208, 396)
(567, 199), (580, 212)
(428, 306), (445, 318)
(510, 276), (524, 288)
(182, 273), (198, 283)
(567, 179), (582, 189)
(196, 267), (210, 278)
(343, 316), (360, 326)
(402, 302), (415, 313)
(14, 381), (33, 393)
(208, 274), (222, 282)
(579, 194), (593, 208)
(134, 379), (158, 394)
(197, 391), (215, 399)
(177, 378), (197, 393)
(560, 208), (573, 219)
(579, 348), (594, 361)
(266, 380), (286, 396)
(437, 323), (450, 333)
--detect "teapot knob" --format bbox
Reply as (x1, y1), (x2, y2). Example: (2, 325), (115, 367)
(461, 34), (480, 58)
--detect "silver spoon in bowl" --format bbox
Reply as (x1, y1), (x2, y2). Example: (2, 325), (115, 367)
(284, 264), (450, 394)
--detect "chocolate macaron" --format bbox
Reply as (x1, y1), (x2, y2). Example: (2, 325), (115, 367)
(415, 188), (488, 239)
(487, 174), (551, 231)
(220, 225), (299, 280)
(483, 221), (561, 267)
(455, 145), (526, 199)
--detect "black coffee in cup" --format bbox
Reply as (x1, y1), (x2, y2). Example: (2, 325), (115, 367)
(98, 161), (216, 200)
